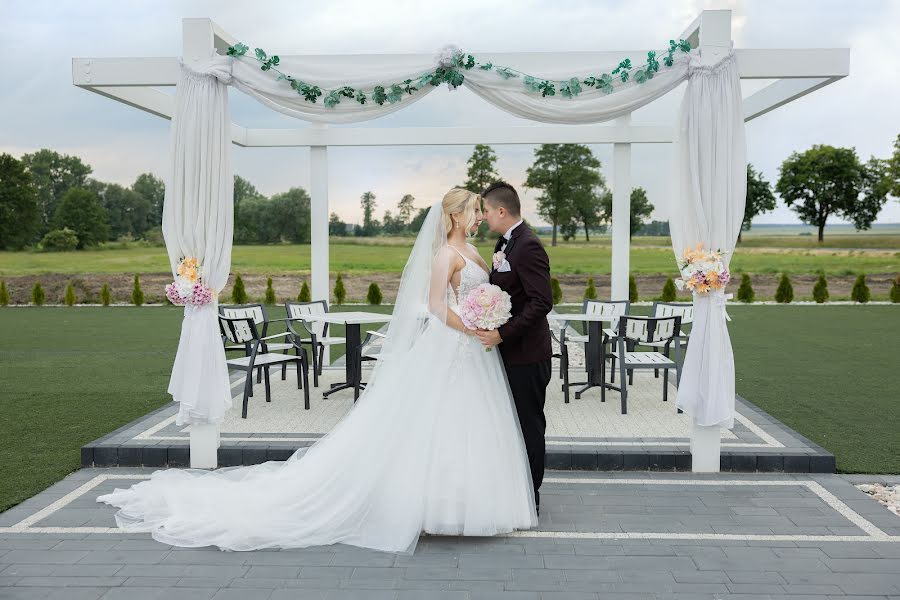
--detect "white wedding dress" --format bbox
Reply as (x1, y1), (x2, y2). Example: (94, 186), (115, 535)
(97, 216), (537, 553)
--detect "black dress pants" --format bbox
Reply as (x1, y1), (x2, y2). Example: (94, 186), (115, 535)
(504, 358), (552, 507)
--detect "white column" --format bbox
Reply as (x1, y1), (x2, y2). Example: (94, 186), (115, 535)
(690, 9), (733, 474)
(310, 139), (331, 366)
(610, 114), (632, 301)
(182, 18), (219, 469)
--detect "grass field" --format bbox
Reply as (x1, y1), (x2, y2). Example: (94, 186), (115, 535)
(1, 237), (898, 277)
(0, 305), (897, 513)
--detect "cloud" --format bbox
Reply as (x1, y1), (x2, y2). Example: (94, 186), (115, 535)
(2, 0), (897, 227)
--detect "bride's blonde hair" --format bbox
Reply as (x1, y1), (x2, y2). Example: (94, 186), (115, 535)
(441, 187), (481, 236)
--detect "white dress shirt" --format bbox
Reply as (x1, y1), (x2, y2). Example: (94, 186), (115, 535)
(501, 219), (523, 248)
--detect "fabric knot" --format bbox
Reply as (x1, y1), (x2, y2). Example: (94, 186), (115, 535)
(179, 53), (233, 85)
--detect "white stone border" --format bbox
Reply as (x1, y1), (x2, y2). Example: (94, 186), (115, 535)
(133, 396), (784, 448)
(2, 474), (896, 543)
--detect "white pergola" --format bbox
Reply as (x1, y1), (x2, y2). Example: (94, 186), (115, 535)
(72, 10), (849, 305)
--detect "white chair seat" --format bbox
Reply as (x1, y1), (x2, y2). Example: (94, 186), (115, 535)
(227, 352), (300, 368)
(609, 351), (676, 368)
(259, 342), (295, 352)
(310, 336), (345, 345)
(564, 333), (589, 343)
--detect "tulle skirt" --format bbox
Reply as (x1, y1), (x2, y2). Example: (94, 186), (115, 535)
(97, 318), (537, 553)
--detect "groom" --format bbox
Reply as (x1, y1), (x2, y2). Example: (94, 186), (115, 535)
(476, 181), (553, 515)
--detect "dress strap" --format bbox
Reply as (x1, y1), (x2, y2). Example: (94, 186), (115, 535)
(445, 244), (467, 261)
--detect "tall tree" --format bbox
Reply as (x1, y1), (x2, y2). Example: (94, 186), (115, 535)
(776, 145), (889, 242)
(329, 212), (348, 236)
(526, 144), (601, 246)
(359, 191), (378, 236)
(464, 145), (500, 241)
(89, 181), (151, 239)
(600, 187), (655, 238)
(0, 153), (40, 249)
(270, 187), (312, 243)
(131, 172), (165, 229)
(52, 187), (110, 248)
(397, 194), (415, 229)
(740, 164), (776, 242)
(234, 175), (263, 212)
(20, 149), (92, 234)
(887, 133), (900, 198)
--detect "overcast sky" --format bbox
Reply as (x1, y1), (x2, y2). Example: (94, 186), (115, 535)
(2, 0), (898, 227)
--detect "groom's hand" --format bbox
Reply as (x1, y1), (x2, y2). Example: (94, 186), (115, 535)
(475, 328), (502, 348)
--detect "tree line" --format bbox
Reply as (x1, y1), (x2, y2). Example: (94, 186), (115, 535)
(1, 136), (897, 251)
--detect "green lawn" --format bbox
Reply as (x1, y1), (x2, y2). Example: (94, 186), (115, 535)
(1, 239), (897, 277)
(0, 305), (897, 513)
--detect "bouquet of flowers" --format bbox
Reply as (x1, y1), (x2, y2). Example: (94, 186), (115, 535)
(165, 256), (214, 306)
(674, 243), (731, 295)
(459, 283), (512, 352)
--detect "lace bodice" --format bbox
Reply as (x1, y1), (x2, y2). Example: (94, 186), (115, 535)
(446, 245), (489, 312)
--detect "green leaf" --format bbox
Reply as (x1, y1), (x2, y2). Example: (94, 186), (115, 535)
(465, 55), (475, 69)
(226, 42), (248, 57)
(560, 77), (582, 98)
(355, 90), (367, 104)
(634, 69), (647, 84)
(339, 86), (356, 98)
(373, 85), (387, 105)
(254, 48), (267, 61)
(479, 62), (493, 70)
(418, 73), (433, 87)
(678, 39), (691, 52)
(538, 80), (556, 97)
(324, 90), (341, 108)
(496, 67), (518, 79)
(386, 84), (403, 103)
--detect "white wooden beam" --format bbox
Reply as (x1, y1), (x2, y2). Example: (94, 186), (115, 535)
(736, 48), (849, 79)
(241, 125), (675, 147)
(72, 57), (179, 86)
(743, 77), (839, 122)
(310, 141), (330, 306)
(610, 116), (632, 302)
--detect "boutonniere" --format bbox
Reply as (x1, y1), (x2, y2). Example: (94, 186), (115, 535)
(492, 251), (506, 270)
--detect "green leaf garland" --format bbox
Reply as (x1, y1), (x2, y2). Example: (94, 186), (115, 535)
(224, 39), (693, 109)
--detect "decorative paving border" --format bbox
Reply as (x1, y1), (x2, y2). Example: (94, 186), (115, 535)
(80, 367), (835, 472)
(1, 473), (894, 543)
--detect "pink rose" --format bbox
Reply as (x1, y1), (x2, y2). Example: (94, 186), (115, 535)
(492, 251), (506, 269)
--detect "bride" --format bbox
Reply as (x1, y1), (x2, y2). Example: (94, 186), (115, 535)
(98, 187), (538, 553)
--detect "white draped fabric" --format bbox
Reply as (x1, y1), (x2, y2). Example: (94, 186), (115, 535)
(167, 46), (745, 433)
(162, 58), (235, 426)
(668, 50), (747, 429)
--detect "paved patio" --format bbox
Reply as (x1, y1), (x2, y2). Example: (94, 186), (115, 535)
(1, 470), (900, 599)
(81, 362), (835, 472)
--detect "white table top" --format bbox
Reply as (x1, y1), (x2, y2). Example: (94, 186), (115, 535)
(547, 313), (617, 323)
(300, 311), (392, 325)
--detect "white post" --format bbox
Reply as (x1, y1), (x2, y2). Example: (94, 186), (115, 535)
(610, 114), (632, 301)
(310, 137), (331, 366)
(182, 18), (219, 469)
(690, 9), (732, 474)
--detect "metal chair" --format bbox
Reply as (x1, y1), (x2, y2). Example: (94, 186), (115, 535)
(219, 315), (311, 418)
(219, 303), (294, 382)
(579, 299), (630, 387)
(606, 315), (682, 414)
(643, 302), (693, 376)
(284, 300), (346, 387)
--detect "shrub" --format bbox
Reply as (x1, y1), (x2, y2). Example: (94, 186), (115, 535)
(0, 281), (8, 306)
(264, 277), (276, 305)
(891, 275), (900, 303)
(131, 274), (144, 306)
(64, 282), (76, 306)
(850, 273), (870, 303)
(661, 277), (677, 302)
(812, 273), (829, 304)
(366, 282), (383, 305)
(550, 277), (563, 305)
(39, 227), (79, 252)
(628, 275), (638, 303)
(100, 283), (111, 306)
(231, 274), (248, 304)
(298, 280), (311, 302)
(32, 281), (45, 306)
(583, 277), (597, 300)
(774, 273), (793, 303)
(334, 273), (346, 305)
(736, 273), (754, 303)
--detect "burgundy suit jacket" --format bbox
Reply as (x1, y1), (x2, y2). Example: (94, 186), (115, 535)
(490, 223), (553, 366)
